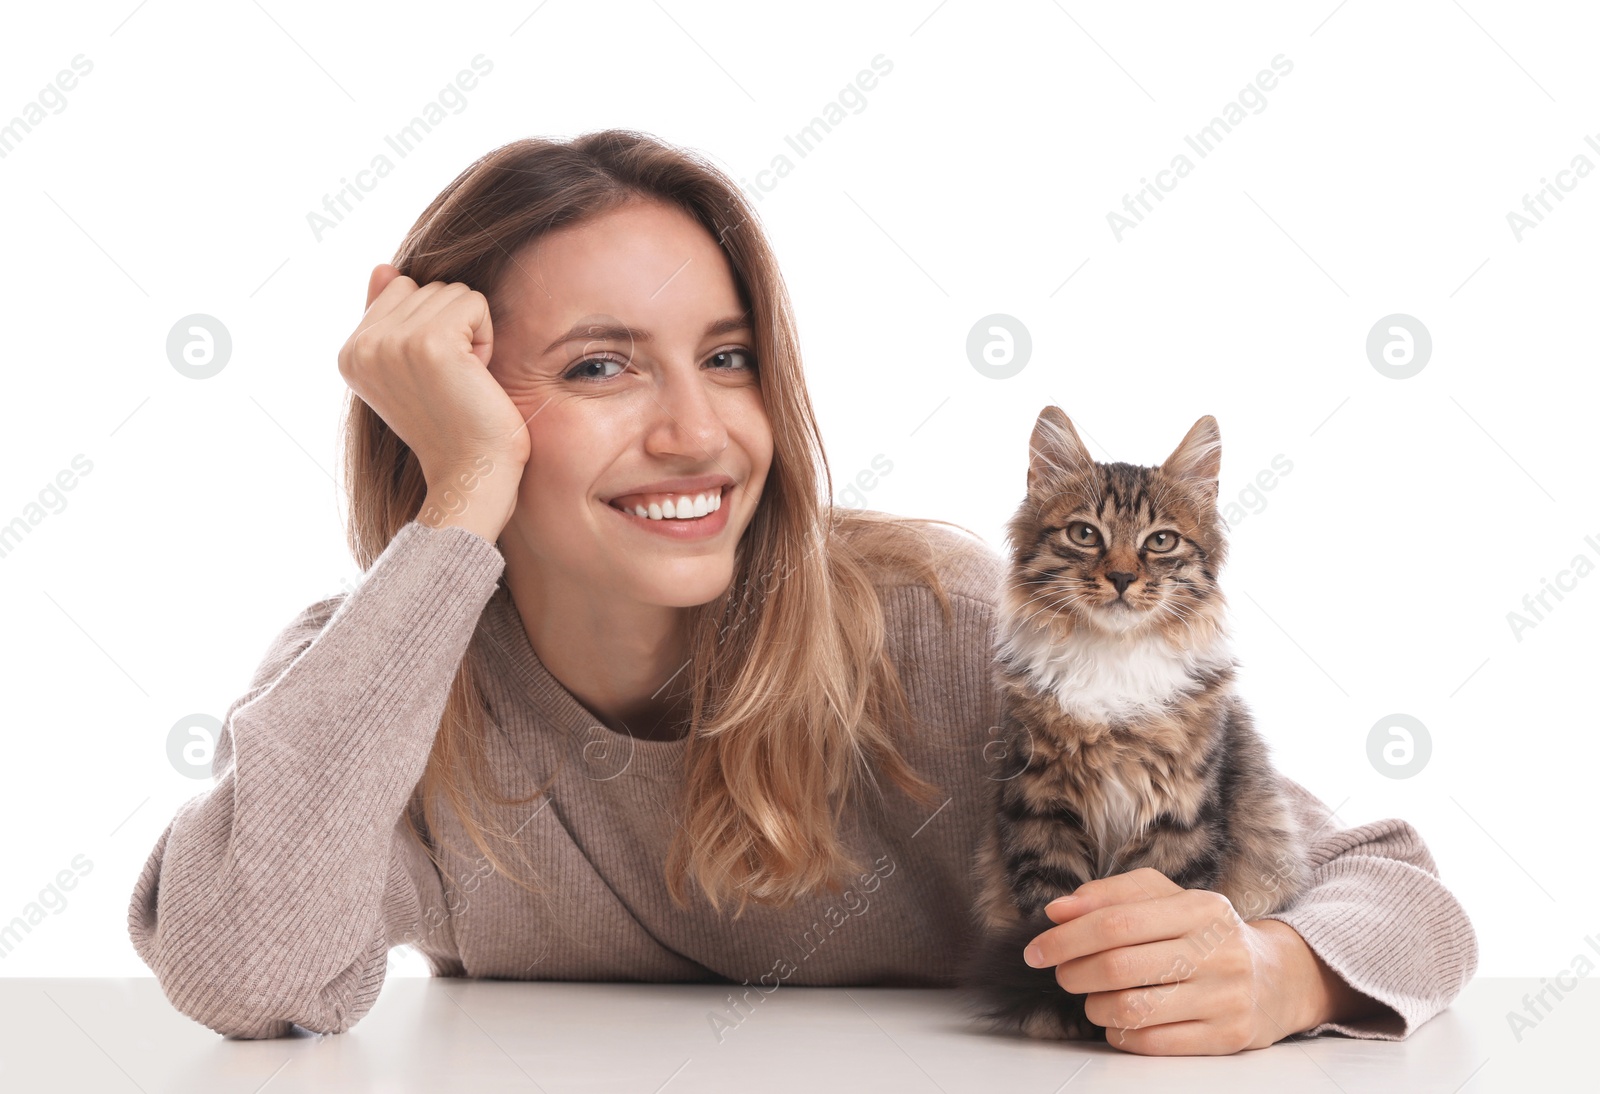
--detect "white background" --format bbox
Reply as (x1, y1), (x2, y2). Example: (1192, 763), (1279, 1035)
(0, 0), (1593, 985)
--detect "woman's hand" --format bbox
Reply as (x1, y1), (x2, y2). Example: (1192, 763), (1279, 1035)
(1021, 867), (1381, 1055)
(338, 263), (531, 539)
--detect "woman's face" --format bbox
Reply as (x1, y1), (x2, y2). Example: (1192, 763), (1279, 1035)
(487, 198), (773, 610)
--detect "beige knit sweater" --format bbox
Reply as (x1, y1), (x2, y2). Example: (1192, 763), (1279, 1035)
(127, 518), (1478, 1041)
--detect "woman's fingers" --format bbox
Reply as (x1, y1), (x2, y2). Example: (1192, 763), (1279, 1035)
(1053, 935), (1205, 995)
(360, 269), (491, 369)
(1030, 886), (1230, 969)
(362, 263), (427, 323)
(403, 284), (492, 361)
(1041, 867), (1183, 925)
(1083, 978), (1211, 1030)
(381, 279), (455, 330)
(1103, 1018), (1252, 1057)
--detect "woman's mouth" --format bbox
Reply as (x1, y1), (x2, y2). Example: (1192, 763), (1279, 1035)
(608, 485), (726, 522)
(605, 485), (732, 541)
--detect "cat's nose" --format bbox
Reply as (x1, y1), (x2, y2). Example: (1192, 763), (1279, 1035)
(1106, 572), (1136, 595)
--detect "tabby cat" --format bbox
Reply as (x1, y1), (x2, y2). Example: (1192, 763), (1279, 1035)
(958, 407), (1311, 1041)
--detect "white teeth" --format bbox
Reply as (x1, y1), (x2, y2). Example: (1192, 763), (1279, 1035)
(624, 488), (724, 521)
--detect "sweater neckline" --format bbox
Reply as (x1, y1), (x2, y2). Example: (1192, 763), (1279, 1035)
(475, 583), (689, 781)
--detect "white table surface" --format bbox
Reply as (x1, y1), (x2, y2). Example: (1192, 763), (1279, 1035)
(0, 977), (1573, 1092)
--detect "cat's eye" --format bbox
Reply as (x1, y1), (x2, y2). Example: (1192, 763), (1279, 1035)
(1065, 522), (1101, 547)
(1144, 530), (1179, 552)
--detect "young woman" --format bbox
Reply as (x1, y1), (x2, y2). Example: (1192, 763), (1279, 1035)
(128, 129), (1476, 1055)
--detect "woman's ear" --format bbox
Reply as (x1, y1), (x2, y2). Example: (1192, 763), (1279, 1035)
(366, 263), (402, 310)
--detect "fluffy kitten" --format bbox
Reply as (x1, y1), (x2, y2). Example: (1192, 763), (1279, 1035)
(958, 407), (1310, 1041)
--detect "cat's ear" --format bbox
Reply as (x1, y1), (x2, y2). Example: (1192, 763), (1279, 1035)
(1160, 415), (1222, 504)
(1028, 406), (1094, 496)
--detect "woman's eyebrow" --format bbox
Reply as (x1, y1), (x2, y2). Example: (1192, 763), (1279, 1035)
(542, 314), (751, 355)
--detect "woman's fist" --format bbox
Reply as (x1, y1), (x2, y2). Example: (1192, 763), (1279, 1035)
(338, 263), (531, 492)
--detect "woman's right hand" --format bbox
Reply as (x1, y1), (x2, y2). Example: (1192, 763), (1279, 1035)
(338, 263), (531, 541)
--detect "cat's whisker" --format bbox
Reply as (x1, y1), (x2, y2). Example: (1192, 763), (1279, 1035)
(1012, 583), (1094, 618)
(1154, 599), (1198, 624)
(1015, 602), (1080, 642)
(1019, 581), (1119, 617)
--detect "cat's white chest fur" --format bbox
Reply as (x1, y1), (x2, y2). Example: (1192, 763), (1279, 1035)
(1097, 770), (1142, 850)
(997, 614), (1234, 725)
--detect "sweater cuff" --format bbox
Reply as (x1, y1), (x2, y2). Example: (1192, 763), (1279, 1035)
(1261, 854), (1480, 1041)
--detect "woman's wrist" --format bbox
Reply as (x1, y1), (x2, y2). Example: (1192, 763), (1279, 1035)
(1249, 918), (1385, 1037)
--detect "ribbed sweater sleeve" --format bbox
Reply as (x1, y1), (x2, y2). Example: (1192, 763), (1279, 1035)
(126, 521), (506, 1039)
(1262, 777), (1480, 1041)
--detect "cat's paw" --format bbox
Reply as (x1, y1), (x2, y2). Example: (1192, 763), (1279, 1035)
(1017, 995), (1105, 1042)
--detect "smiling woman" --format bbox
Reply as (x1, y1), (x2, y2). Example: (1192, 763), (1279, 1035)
(127, 130), (1477, 1056)
(480, 198), (777, 627)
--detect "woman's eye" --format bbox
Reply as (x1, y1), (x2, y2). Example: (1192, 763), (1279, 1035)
(565, 349), (754, 382)
(708, 349), (755, 371)
(565, 356), (625, 381)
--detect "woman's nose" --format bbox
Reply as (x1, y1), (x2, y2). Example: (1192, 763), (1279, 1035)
(645, 362), (729, 459)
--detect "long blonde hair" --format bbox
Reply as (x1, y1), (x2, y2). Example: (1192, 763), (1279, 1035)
(342, 129), (978, 918)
